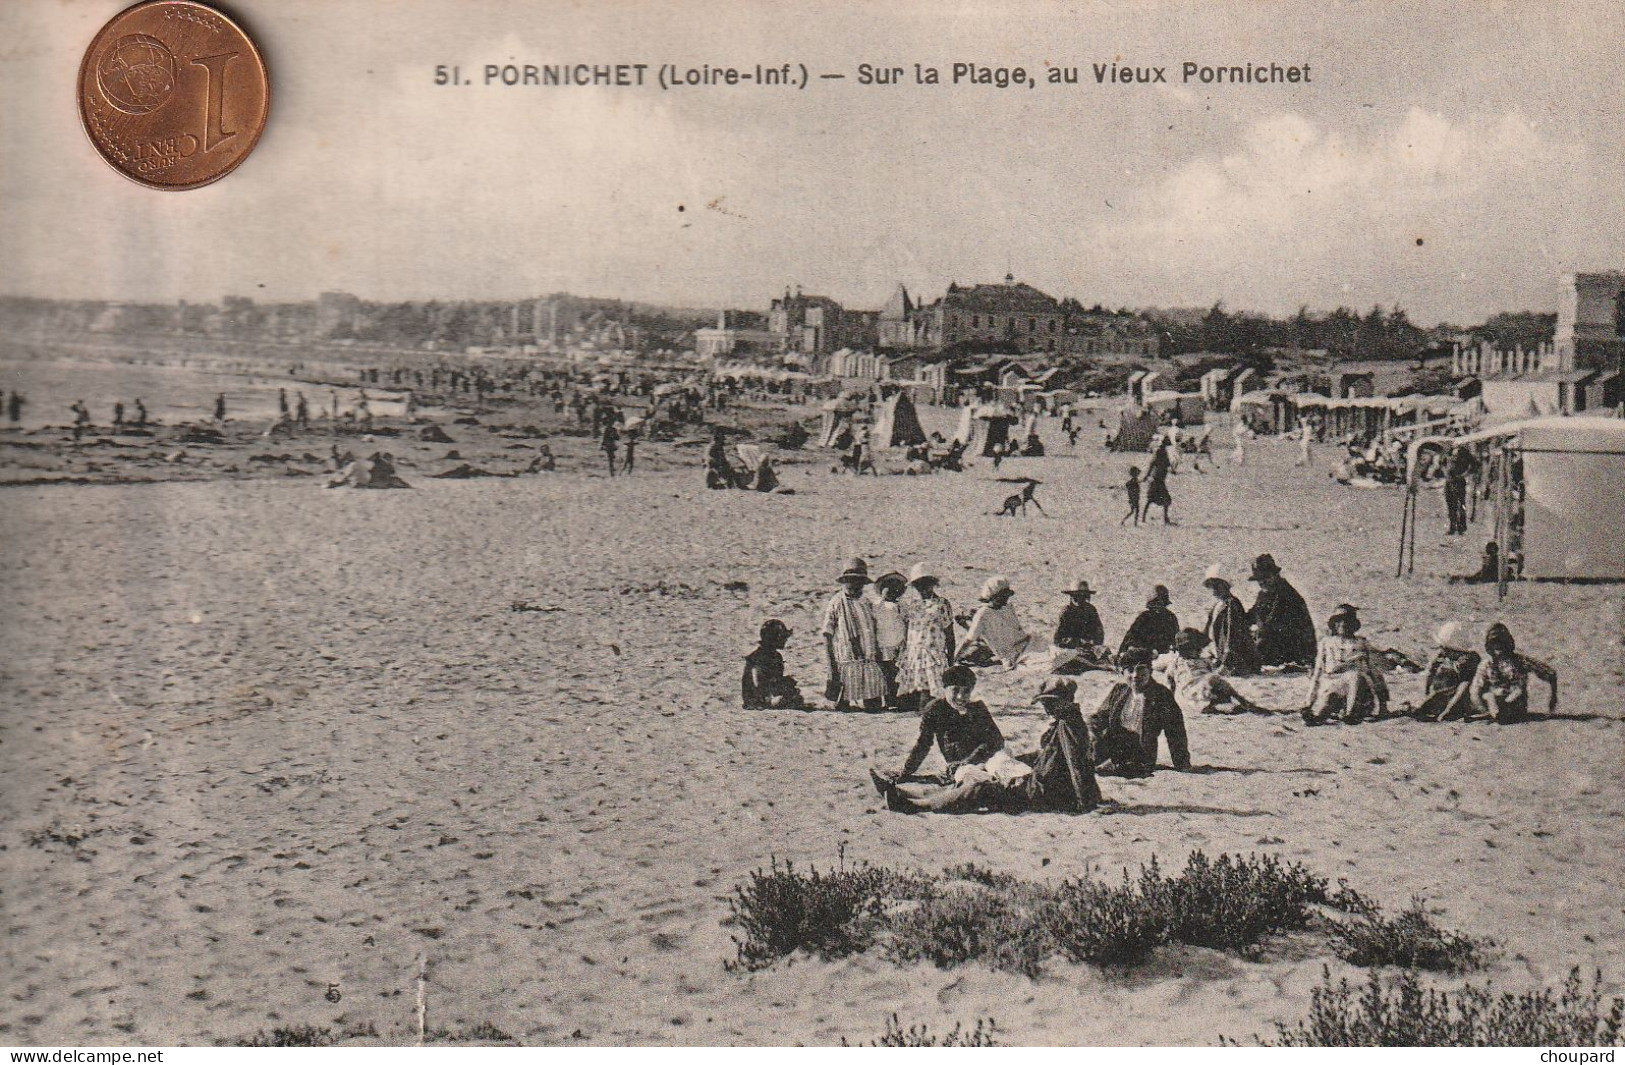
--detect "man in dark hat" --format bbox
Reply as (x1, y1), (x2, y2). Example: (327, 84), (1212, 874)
(1118, 585), (1179, 659)
(1089, 649), (1190, 775)
(742, 619), (804, 710)
(1246, 554), (1317, 669)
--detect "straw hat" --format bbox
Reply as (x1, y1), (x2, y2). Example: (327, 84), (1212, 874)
(838, 557), (870, 583)
(874, 571), (907, 592)
(1434, 620), (1469, 652)
(978, 575), (1012, 602)
(1202, 563), (1229, 591)
(906, 561), (937, 585)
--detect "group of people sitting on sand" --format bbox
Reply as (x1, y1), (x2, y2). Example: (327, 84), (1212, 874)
(738, 553), (1561, 813)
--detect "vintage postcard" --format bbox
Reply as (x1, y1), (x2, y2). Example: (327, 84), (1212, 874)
(2, 0), (1622, 1050)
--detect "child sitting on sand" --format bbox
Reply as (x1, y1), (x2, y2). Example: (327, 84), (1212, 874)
(741, 619), (805, 711)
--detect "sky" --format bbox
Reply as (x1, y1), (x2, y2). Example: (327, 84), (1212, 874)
(3, 0), (1622, 324)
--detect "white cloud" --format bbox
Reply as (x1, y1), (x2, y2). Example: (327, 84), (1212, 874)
(1087, 108), (1589, 317)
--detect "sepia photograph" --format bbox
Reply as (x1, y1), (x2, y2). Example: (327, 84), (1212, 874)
(2, 0), (1623, 1050)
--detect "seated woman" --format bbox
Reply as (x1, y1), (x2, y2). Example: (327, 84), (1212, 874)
(1089, 649), (1190, 775)
(1302, 605), (1389, 725)
(958, 576), (1037, 670)
(1407, 620), (1480, 721)
(1154, 628), (1267, 716)
(741, 619), (805, 711)
(1469, 622), (1557, 724)
(873, 679), (1101, 814)
(869, 666), (1003, 800)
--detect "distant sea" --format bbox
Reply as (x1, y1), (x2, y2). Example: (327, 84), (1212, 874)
(0, 355), (408, 430)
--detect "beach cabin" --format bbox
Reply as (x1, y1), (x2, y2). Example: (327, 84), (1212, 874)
(1400, 417), (1625, 590)
(872, 390), (927, 448)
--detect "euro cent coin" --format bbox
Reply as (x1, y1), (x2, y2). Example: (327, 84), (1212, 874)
(78, 0), (270, 190)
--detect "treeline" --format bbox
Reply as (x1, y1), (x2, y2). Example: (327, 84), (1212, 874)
(1143, 303), (1554, 363)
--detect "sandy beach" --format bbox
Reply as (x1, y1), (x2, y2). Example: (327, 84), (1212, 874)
(2, 405), (1621, 1045)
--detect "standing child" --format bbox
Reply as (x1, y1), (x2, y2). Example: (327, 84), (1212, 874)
(871, 573), (909, 708)
(1120, 466), (1142, 525)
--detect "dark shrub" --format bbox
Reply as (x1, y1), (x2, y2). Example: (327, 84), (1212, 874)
(884, 889), (1048, 978)
(1155, 850), (1329, 955)
(845, 1014), (1000, 1046)
(1326, 896), (1488, 972)
(1268, 966), (1624, 1047)
(727, 858), (934, 971)
(1042, 873), (1168, 967)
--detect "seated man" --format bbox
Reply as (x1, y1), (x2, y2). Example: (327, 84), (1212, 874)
(1154, 628), (1267, 716)
(741, 619), (805, 711)
(873, 679), (1102, 814)
(1302, 605), (1389, 725)
(1089, 649), (1191, 776)
(870, 665), (1003, 795)
(1469, 622), (1557, 724)
(1450, 541), (1502, 584)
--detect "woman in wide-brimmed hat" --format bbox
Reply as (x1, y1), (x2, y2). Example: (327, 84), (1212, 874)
(1202, 567), (1261, 676)
(959, 575), (1036, 670)
(819, 558), (887, 710)
(1468, 622), (1558, 724)
(1302, 605), (1389, 725)
(896, 562), (956, 710)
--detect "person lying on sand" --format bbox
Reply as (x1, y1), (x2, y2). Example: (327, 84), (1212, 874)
(1302, 605), (1388, 725)
(1154, 628), (1268, 716)
(871, 679), (1101, 815)
(1468, 622), (1557, 724)
(741, 619), (805, 711)
(869, 665), (1003, 796)
(1090, 649), (1190, 776)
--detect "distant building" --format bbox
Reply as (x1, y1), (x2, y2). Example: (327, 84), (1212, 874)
(1455, 272), (1625, 416)
(695, 310), (784, 361)
(881, 275), (1158, 358)
(1554, 271), (1625, 371)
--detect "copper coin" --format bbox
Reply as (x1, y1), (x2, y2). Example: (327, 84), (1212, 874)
(78, 0), (269, 190)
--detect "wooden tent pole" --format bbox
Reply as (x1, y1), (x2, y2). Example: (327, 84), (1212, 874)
(1397, 487), (1411, 578)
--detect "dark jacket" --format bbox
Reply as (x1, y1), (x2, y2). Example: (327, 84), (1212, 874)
(1206, 595), (1261, 676)
(1248, 578), (1317, 667)
(1119, 605), (1179, 657)
(1054, 601), (1105, 648)
(900, 698), (1004, 779)
(1022, 702), (1102, 811)
(1089, 678), (1190, 774)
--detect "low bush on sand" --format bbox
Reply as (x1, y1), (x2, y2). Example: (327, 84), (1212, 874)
(1262, 966), (1624, 1047)
(728, 849), (1447, 976)
(1325, 894), (1490, 972)
(843, 1014), (1000, 1046)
